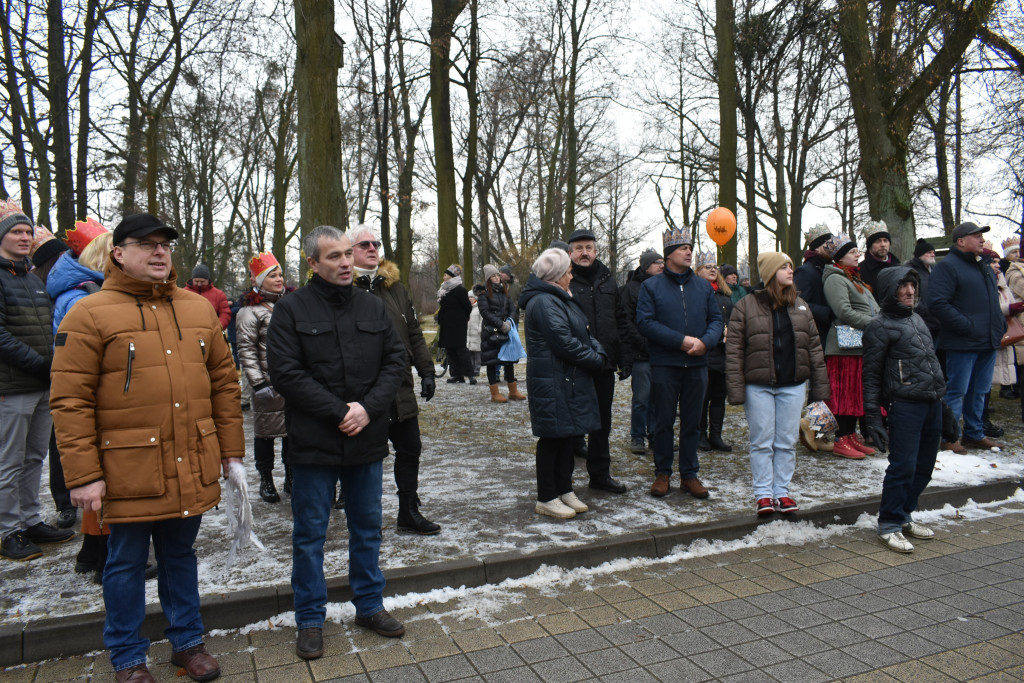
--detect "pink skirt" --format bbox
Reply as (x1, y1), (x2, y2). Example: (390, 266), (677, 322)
(826, 355), (864, 417)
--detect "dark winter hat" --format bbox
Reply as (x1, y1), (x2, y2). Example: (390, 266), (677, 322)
(192, 263), (212, 280)
(864, 220), (891, 251)
(31, 237), (69, 268)
(720, 264), (738, 277)
(112, 213), (178, 246)
(951, 221), (990, 240)
(913, 238), (936, 258)
(639, 249), (662, 272)
(567, 228), (597, 244)
(499, 264), (514, 280)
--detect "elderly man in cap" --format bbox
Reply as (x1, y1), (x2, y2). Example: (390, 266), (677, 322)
(860, 220), (900, 295)
(51, 212), (244, 682)
(567, 228), (630, 494)
(926, 221), (1006, 452)
(637, 228), (723, 499)
(620, 249), (665, 453)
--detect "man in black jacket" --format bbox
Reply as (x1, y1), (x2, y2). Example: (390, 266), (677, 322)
(794, 223), (834, 343)
(860, 221), (900, 294)
(863, 266), (946, 553)
(351, 226), (440, 535)
(268, 226), (408, 658)
(568, 228), (630, 494)
(620, 249), (664, 454)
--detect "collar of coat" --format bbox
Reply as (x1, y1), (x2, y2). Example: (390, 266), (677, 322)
(0, 254), (29, 275)
(355, 259), (400, 293)
(102, 259), (178, 299)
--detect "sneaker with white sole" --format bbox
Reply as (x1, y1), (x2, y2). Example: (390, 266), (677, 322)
(559, 492), (588, 513)
(535, 498), (576, 519)
(902, 521), (934, 539)
(878, 531), (914, 553)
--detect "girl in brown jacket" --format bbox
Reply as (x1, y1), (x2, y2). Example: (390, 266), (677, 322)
(726, 253), (830, 517)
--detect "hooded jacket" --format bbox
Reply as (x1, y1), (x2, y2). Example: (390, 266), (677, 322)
(903, 256), (939, 340)
(862, 266), (946, 412)
(619, 265), (654, 362)
(354, 259), (434, 423)
(46, 250), (103, 335)
(477, 281), (513, 366)
(859, 252), (899, 295)
(50, 261), (244, 524)
(185, 279), (231, 329)
(236, 287), (286, 438)
(926, 247), (1004, 351)
(636, 267), (724, 368)
(0, 255), (52, 394)
(266, 275), (406, 467)
(519, 274), (604, 438)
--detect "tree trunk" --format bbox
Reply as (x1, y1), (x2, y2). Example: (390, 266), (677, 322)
(716, 0), (738, 265)
(429, 0), (468, 274)
(76, 0), (99, 218)
(460, 0), (479, 278)
(294, 0), (349, 274)
(47, 0), (74, 234)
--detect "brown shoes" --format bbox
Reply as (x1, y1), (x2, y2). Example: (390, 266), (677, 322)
(680, 477), (710, 499)
(961, 435), (1005, 450)
(649, 474), (670, 497)
(941, 441), (967, 454)
(170, 644), (220, 682)
(115, 665), (155, 682)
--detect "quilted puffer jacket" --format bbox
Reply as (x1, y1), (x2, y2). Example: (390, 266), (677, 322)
(0, 255), (53, 394)
(862, 266), (946, 413)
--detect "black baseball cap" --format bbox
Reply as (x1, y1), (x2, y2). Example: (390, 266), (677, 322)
(951, 221), (990, 240)
(112, 213), (179, 245)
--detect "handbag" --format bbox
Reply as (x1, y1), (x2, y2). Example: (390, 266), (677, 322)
(835, 324), (863, 349)
(1002, 315), (1024, 347)
(498, 318), (527, 361)
(486, 327), (509, 345)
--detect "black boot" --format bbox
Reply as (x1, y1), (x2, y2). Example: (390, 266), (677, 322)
(707, 401), (732, 451)
(397, 494), (441, 535)
(258, 470), (280, 503)
(698, 434), (712, 451)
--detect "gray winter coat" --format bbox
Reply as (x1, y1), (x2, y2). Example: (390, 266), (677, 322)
(236, 289), (286, 438)
(822, 264), (880, 356)
(862, 266), (946, 413)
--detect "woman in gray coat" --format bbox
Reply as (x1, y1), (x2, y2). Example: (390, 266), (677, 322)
(237, 253), (289, 502)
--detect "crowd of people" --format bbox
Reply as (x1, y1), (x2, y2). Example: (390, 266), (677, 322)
(0, 195), (1017, 680)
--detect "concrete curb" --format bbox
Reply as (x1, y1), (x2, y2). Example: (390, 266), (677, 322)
(2, 478), (1020, 666)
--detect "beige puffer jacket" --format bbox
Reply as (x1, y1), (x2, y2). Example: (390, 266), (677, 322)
(236, 288), (286, 438)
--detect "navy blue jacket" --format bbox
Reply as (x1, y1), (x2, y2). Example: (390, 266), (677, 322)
(636, 267), (723, 367)
(926, 247), (1004, 351)
(519, 275), (604, 439)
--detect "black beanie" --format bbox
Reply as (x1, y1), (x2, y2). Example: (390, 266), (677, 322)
(31, 238), (69, 268)
(913, 238), (935, 259)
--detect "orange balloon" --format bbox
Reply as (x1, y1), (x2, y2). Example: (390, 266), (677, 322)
(706, 207), (736, 247)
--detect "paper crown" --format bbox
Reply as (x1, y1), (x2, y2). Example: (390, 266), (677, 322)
(662, 227), (692, 250)
(822, 234), (853, 258)
(806, 223), (831, 241)
(1003, 237), (1020, 254)
(864, 219), (888, 237)
(805, 400), (838, 437)
(29, 225), (59, 255)
(248, 252), (281, 279)
(0, 198), (32, 234)
(694, 251), (718, 269)
(65, 217), (109, 256)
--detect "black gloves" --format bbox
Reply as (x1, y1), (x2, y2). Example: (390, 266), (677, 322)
(420, 374), (436, 401)
(862, 414), (889, 453)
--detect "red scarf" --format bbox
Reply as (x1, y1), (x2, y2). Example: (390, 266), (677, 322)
(838, 263), (872, 295)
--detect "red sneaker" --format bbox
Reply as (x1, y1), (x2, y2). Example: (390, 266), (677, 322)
(756, 498), (775, 516)
(775, 497), (799, 514)
(848, 433), (876, 455)
(832, 435), (866, 459)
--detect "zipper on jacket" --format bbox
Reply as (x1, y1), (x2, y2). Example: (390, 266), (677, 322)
(199, 338), (206, 359)
(898, 359), (905, 384)
(124, 342), (135, 393)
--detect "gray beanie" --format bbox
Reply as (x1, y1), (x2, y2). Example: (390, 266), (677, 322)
(483, 264), (500, 280)
(0, 209), (32, 240)
(192, 263), (212, 280)
(532, 248), (571, 283)
(639, 249), (661, 272)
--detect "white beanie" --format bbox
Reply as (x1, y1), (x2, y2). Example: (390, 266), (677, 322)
(532, 248), (571, 283)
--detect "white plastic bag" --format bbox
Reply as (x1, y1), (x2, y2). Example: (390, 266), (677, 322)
(222, 461), (265, 567)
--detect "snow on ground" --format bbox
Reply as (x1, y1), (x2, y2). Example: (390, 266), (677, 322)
(4, 375), (1024, 625)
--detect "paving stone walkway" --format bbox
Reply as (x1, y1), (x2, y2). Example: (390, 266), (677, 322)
(6, 502), (1024, 682)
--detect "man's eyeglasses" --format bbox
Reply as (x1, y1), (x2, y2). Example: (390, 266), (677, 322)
(121, 240), (176, 253)
(355, 240), (381, 250)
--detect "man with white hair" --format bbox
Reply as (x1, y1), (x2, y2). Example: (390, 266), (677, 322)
(350, 227), (440, 535)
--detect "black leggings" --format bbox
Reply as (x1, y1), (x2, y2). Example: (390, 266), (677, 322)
(254, 437), (289, 473)
(486, 362), (517, 385)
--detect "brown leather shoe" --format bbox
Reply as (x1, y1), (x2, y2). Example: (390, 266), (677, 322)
(680, 477), (710, 499)
(941, 441), (967, 454)
(115, 664), (156, 682)
(961, 435), (1005, 450)
(649, 474), (670, 497)
(170, 644), (220, 682)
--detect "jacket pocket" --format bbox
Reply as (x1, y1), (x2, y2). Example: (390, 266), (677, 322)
(196, 416), (222, 485)
(100, 427), (165, 499)
(295, 320), (334, 364)
(356, 320), (389, 334)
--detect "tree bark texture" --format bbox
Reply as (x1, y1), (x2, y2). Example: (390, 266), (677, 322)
(716, 0), (738, 266)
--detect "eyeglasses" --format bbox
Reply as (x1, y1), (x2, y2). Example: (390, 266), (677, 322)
(354, 240), (381, 250)
(121, 240), (176, 253)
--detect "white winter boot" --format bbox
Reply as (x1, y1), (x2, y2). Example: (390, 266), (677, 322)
(535, 498), (576, 519)
(559, 491), (588, 513)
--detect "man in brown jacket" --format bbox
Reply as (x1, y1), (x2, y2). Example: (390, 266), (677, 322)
(50, 213), (244, 683)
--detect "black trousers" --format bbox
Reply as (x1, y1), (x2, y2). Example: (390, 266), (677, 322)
(254, 437), (289, 472)
(389, 416), (423, 495)
(699, 369), (728, 435)
(49, 428), (71, 511)
(586, 370), (616, 479)
(446, 345), (473, 380)
(486, 362), (517, 385)
(536, 436), (575, 502)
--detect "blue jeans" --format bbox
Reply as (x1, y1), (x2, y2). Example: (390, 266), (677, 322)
(878, 399), (941, 534)
(629, 361), (655, 440)
(291, 462), (386, 629)
(945, 349), (996, 440)
(744, 383), (805, 501)
(104, 516), (204, 671)
(651, 365), (707, 478)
